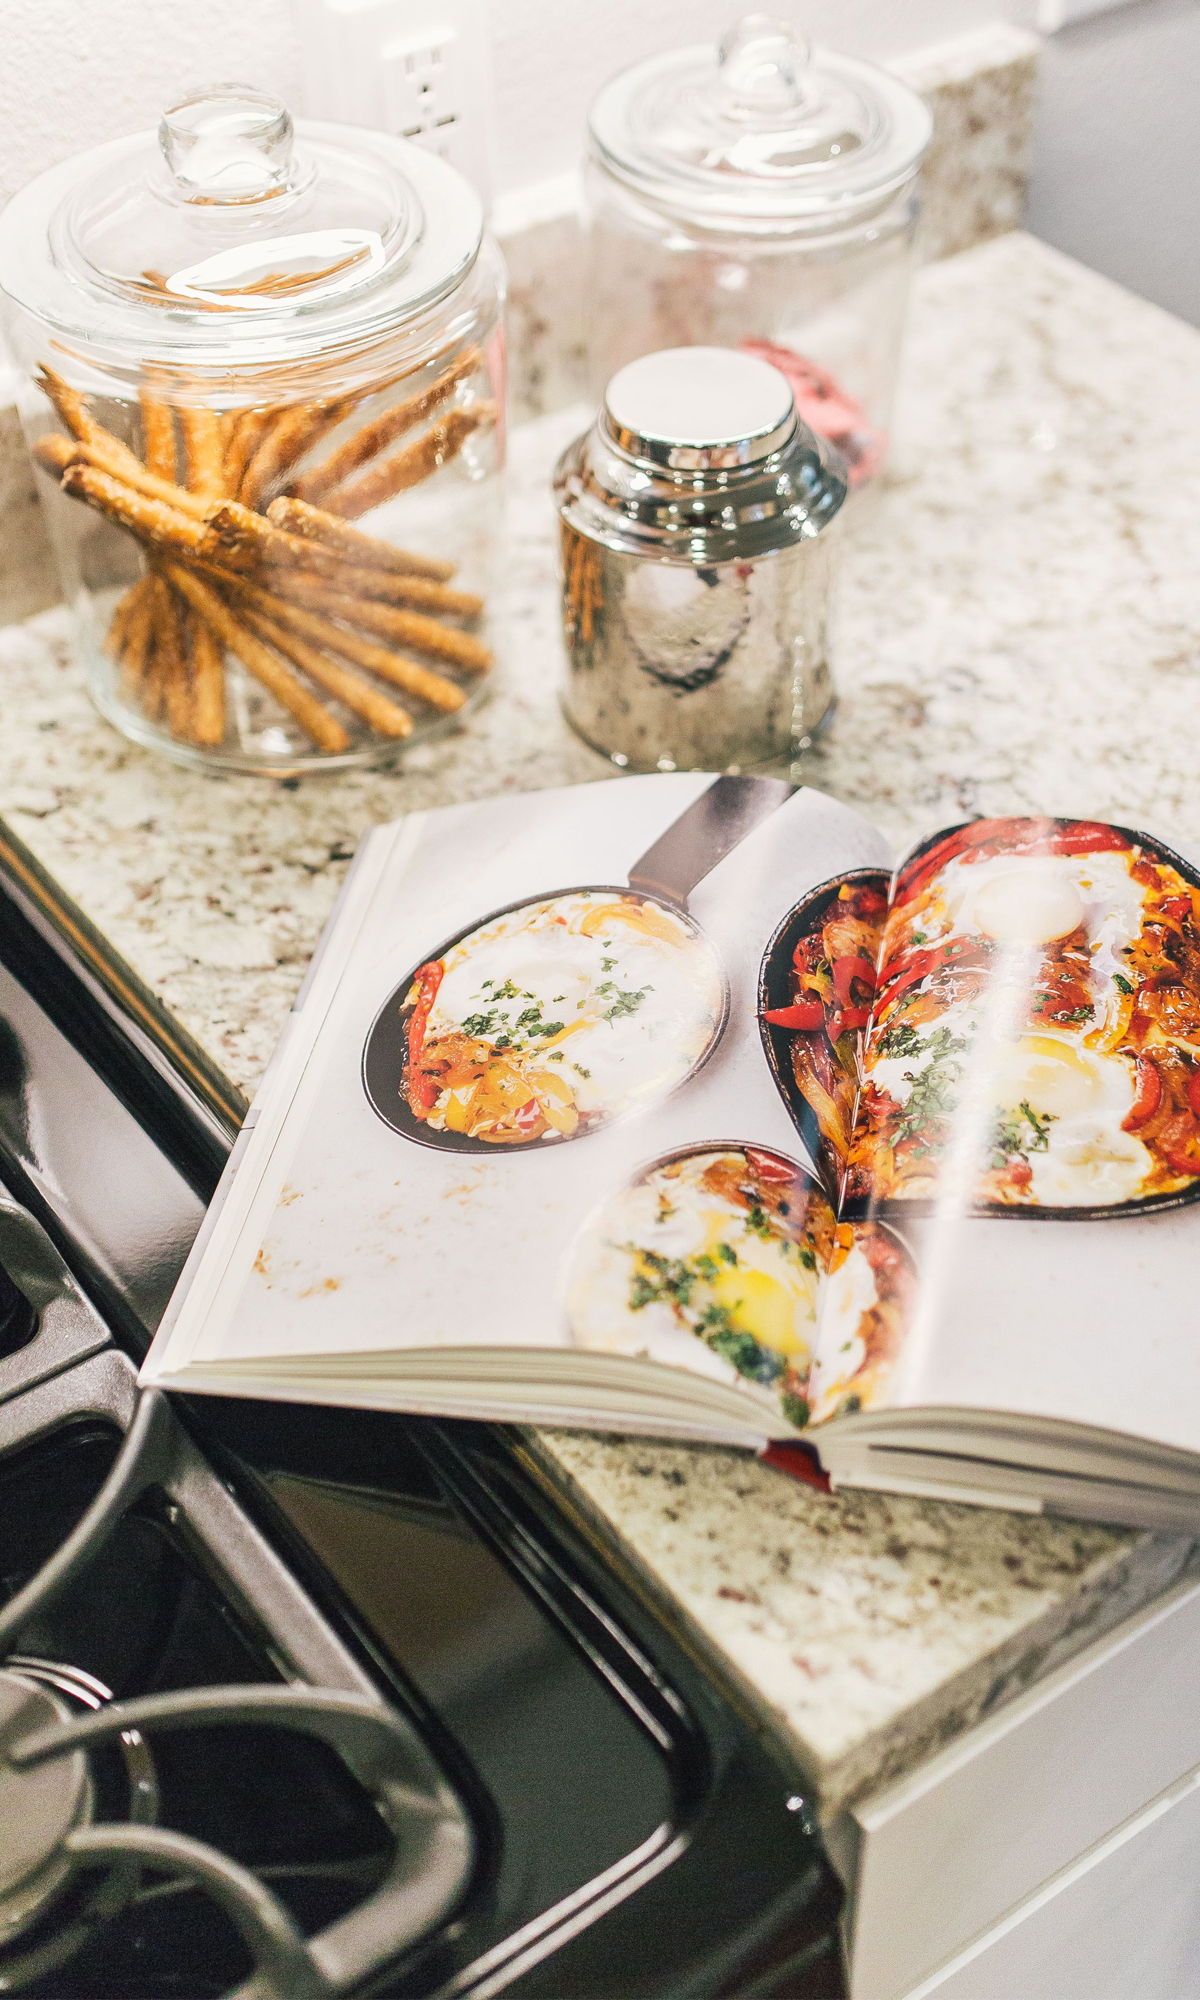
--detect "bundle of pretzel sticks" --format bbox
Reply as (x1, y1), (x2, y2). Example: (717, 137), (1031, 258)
(32, 349), (497, 757)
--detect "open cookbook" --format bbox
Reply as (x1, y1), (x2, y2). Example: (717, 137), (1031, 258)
(141, 774), (1200, 1531)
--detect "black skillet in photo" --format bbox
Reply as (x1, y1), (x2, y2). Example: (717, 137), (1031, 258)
(363, 774), (793, 1155)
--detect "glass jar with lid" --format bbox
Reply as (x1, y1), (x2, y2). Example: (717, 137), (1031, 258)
(0, 85), (505, 777)
(584, 15), (931, 489)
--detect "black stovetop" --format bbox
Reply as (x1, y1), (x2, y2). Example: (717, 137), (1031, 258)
(0, 837), (845, 2000)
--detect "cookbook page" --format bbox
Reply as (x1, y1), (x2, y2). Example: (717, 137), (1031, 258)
(153, 775), (896, 1438)
(773, 815), (1200, 1454)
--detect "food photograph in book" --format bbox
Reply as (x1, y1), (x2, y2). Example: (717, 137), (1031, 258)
(363, 887), (727, 1152)
(766, 817), (1200, 1220)
(565, 1144), (915, 1430)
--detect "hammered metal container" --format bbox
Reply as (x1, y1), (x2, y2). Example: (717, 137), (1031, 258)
(553, 345), (846, 773)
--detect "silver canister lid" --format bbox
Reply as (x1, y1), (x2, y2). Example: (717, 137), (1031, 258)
(555, 345), (847, 563)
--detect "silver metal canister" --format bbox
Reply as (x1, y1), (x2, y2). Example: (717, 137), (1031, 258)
(553, 345), (847, 773)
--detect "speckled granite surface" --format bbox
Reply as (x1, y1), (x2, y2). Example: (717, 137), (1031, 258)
(3, 231), (1200, 1814)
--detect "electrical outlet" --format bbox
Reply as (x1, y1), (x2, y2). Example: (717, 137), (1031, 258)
(295, 0), (493, 208)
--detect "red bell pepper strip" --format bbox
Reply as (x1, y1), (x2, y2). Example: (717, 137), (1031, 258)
(513, 1099), (542, 1134)
(826, 1006), (870, 1044)
(897, 818), (1132, 902)
(832, 954), (877, 1007)
(745, 1148), (799, 1185)
(763, 999), (826, 1031)
(1123, 1055), (1161, 1131)
(1161, 896), (1193, 923)
(1164, 1139), (1200, 1178)
(405, 960), (444, 1119)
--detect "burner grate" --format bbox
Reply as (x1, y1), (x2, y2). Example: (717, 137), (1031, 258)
(0, 1346), (473, 1999)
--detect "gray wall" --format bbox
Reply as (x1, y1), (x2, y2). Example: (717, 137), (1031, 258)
(1025, 0), (1200, 326)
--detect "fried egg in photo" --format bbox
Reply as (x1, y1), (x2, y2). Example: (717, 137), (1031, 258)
(421, 891), (724, 1142)
(565, 1149), (822, 1419)
(866, 835), (1178, 1207)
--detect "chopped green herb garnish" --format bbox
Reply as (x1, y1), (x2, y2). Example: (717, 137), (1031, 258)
(602, 985), (651, 1023)
(991, 1099), (1057, 1168)
(877, 1020), (922, 1059)
(891, 1026), (969, 1148)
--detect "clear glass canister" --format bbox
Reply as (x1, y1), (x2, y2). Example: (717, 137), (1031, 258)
(554, 345), (847, 774)
(585, 16), (931, 488)
(0, 85), (505, 777)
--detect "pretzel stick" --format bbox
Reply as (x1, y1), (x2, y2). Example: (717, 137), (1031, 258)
(214, 573), (466, 712)
(265, 496), (454, 581)
(239, 398), (355, 509)
(38, 433), (213, 522)
(32, 433), (75, 480)
(290, 348), (480, 506)
(202, 499), (348, 579)
(103, 580), (141, 660)
(58, 461), (209, 560)
(106, 574), (153, 665)
(166, 565), (349, 753)
(271, 559), (482, 617)
(256, 574), (492, 670)
(39, 368), (119, 454)
(209, 501), (476, 616)
(147, 572), (193, 740)
(189, 611), (226, 748)
(180, 406), (226, 500)
(118, 578), (157, 698)
(140, 390), (177, 481)
(224, 408), (276, 494)
(322, 406), (492, 520)
(239, 606), (413, 738)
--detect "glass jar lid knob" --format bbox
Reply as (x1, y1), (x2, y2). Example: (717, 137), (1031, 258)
(715, 15), (812, 118)
(159, 85), (297, 203)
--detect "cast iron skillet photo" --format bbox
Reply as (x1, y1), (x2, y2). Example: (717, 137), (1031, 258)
(760, 819), (1200, 1222)
(758, 866), (888, 1202)
(363, 774), (793, 1155)
(562, 1137), (918, 1432)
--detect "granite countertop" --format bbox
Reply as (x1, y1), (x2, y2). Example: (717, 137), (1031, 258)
(4, 229), (1200, 1820)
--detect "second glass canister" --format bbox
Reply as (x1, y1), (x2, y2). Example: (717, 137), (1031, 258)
(584, 15), (932, 488)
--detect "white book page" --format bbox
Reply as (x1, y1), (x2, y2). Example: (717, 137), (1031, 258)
(146, 776), (889, 1395)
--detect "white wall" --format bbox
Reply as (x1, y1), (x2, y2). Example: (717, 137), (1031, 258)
(1024, 0), (1200, 327)
(0, 0), (1040, 214)
(483, 0), (1038, 197)
(0, 0), (303, 212)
